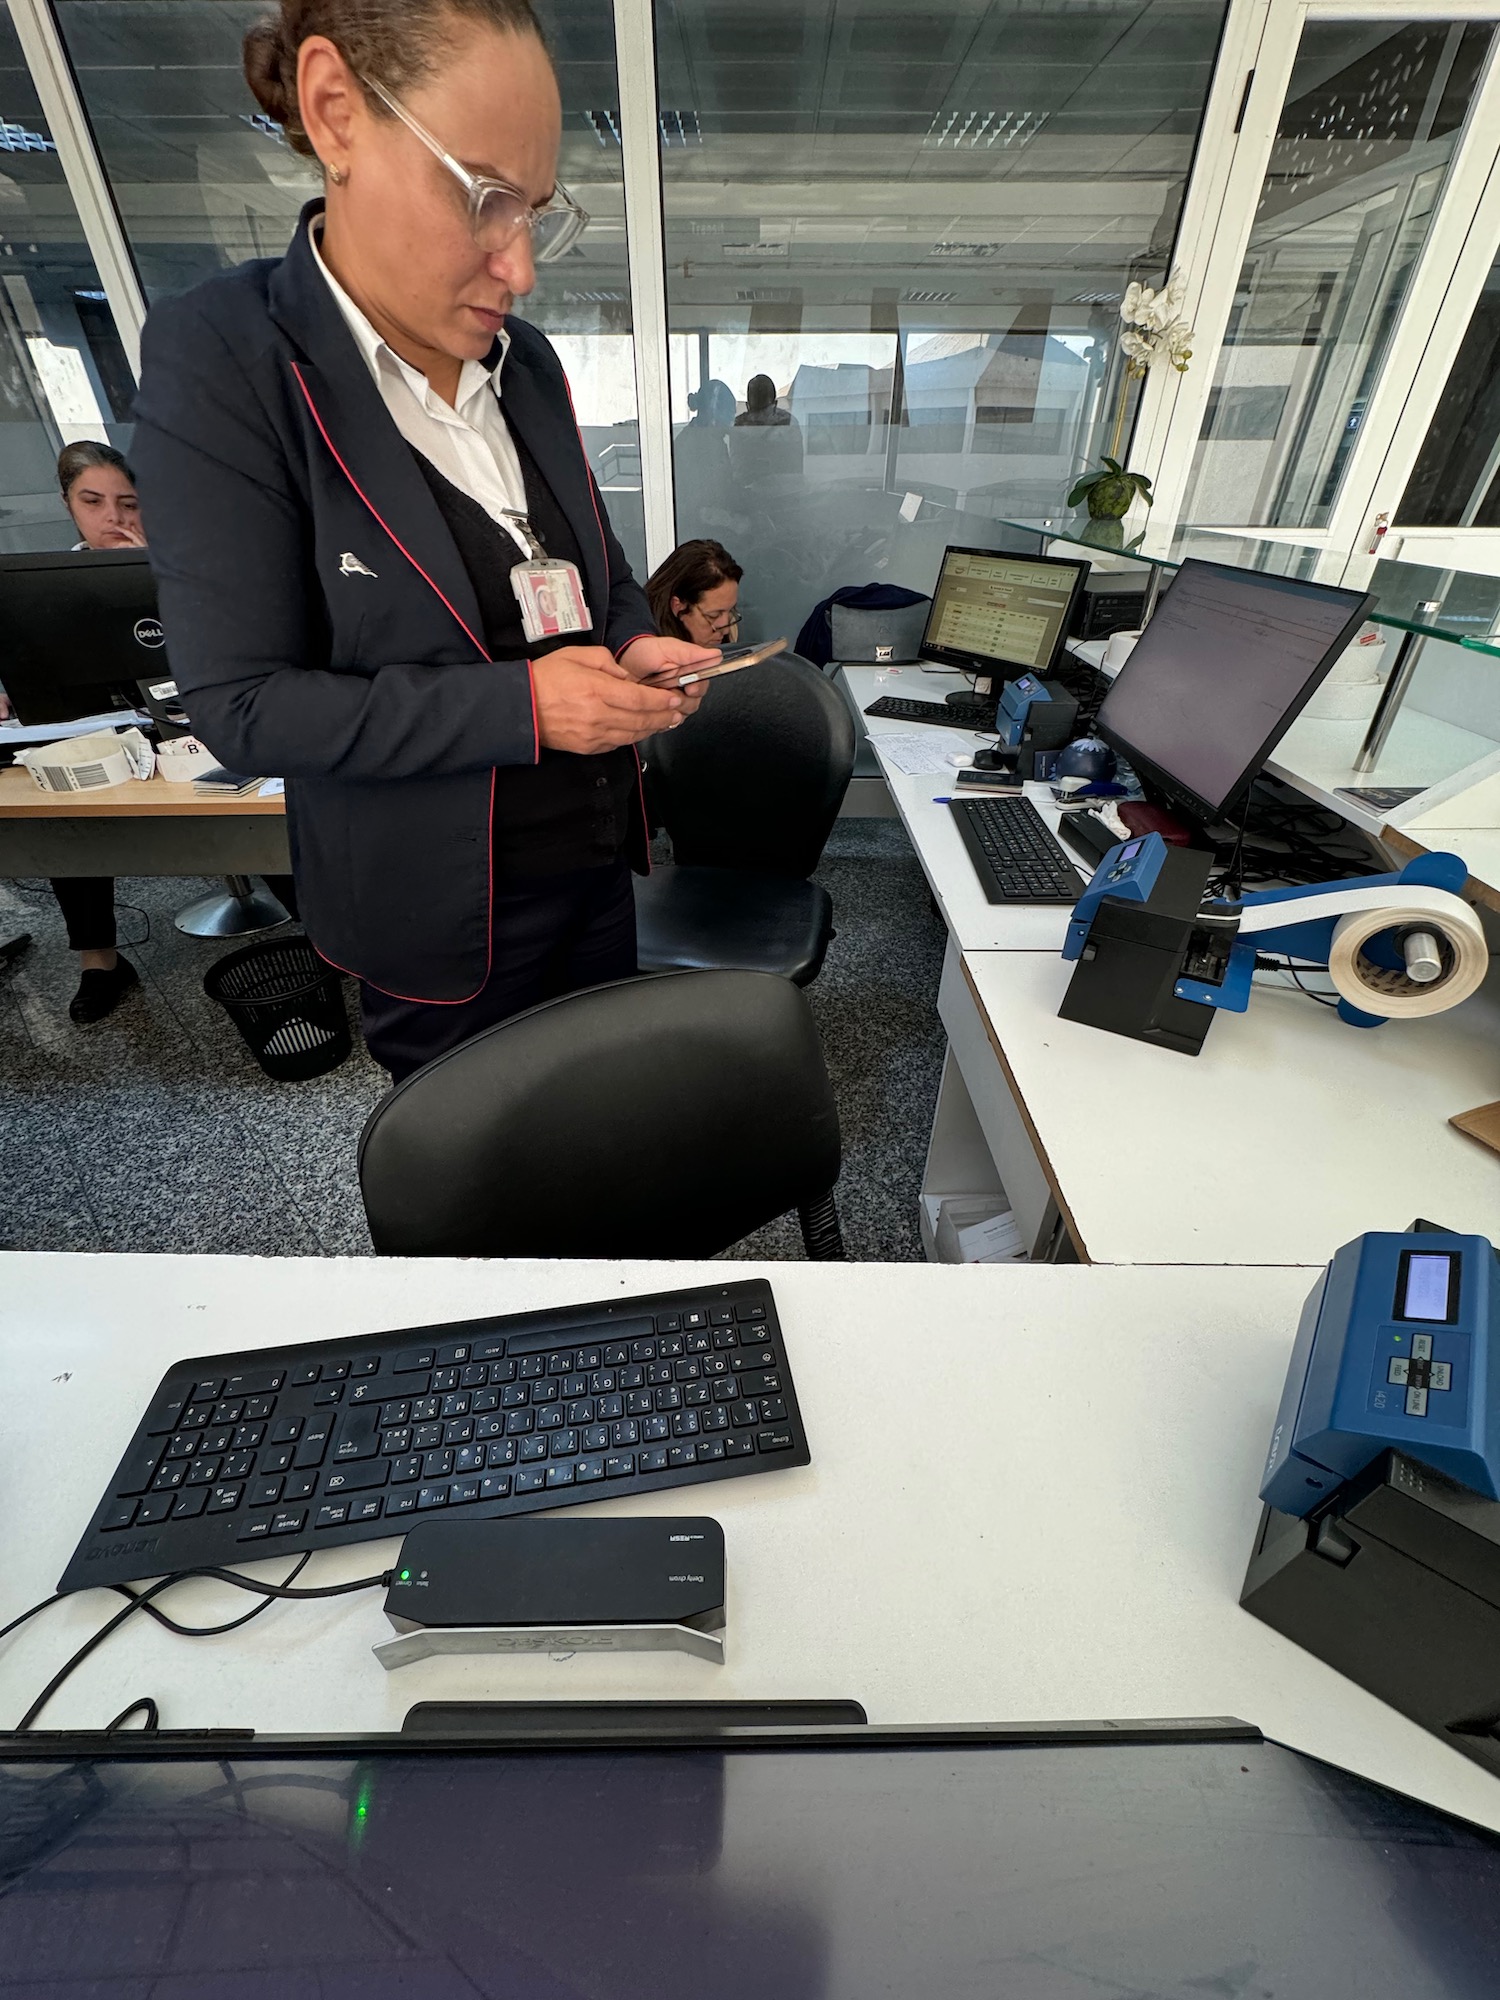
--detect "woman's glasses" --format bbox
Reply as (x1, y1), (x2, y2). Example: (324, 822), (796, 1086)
(701, 606), (741, 637)
(361, 75), (589, 263)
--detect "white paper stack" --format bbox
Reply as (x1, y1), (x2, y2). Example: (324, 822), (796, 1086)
(933, 1195), (1027, 1263)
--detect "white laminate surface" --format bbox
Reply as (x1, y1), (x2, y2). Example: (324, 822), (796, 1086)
(958, 948), (1500, 1267)
(4, 1253), (1500, 1834)
(836, 663), (1087, 951)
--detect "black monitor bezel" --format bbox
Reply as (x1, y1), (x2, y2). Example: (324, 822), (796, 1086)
(918, 543), (1090, 679)
(1094, 559), (1375, 821)
(0, 547), (153, 582)
(0, 548), (160, 727)
(0, 1717), (1263, 1763)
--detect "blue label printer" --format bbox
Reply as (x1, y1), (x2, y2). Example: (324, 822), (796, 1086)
(1242, 1228), (1500, 1776)
(996, 675), (1078, 777)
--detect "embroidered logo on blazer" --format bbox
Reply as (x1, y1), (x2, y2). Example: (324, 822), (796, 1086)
(339, 551), (377, 578)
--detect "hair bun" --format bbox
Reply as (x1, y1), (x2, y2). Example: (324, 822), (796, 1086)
(243, 15), (311, 152)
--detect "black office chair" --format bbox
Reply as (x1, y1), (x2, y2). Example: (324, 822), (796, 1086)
(358, 968), (846, 1260)
(636, 648), (856, 987)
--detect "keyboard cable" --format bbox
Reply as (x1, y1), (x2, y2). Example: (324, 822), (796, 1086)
(3, 1562), (395, 1733)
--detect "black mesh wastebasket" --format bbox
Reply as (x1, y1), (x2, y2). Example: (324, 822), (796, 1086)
(205, 936), (352, 1082)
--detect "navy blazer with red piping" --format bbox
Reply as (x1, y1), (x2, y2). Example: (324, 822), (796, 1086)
(130, 199), (655, 1004)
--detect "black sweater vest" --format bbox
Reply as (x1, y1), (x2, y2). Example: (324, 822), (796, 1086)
(409, 426), (635, 879)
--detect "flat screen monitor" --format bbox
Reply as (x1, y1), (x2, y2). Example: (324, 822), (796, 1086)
(919, 545), (1088, 679)
(1095, 558), (1373, 818)
(0, 548), (164, 726)
(0, 1730), (1495, 1993)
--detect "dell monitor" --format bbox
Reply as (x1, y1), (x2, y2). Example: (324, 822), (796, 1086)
(919, 545), (1088, 682)
(0, 548), (166, 726)
(1095, 558), (1374, 820)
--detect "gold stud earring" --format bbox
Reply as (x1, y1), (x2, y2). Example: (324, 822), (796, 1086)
(327, 162), (347, 185)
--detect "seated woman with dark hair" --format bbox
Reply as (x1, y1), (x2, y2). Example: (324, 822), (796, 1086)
(0, 443), (145, 1022)
(645, 539), (743, 650)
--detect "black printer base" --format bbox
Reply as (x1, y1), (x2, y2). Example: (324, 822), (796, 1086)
(1241, 1452), (1500, 1781)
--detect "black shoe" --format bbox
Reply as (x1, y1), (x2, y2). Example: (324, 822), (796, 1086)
(69, 956), (140, 1025)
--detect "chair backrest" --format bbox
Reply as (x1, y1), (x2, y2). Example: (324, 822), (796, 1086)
(358, 969), (842, 1259)
(646, 650), (856, 877)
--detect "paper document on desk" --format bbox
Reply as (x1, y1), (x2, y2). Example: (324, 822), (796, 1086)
(0, 710), (152, 745)
(874, 729), (981, 777)
(258, 778), (285, 798)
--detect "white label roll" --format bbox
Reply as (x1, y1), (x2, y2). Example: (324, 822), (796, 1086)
(1325, 887), (1488, 1019)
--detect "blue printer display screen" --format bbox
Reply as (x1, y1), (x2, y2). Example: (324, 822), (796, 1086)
(1394, 1249), (1460, 1323)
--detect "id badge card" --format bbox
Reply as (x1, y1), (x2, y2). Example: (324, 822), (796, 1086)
(512, 558), (590, 644)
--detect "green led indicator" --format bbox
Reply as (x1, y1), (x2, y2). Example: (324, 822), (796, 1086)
(351, 1772), (376, 1851)
(399, 1568), (411, 1581)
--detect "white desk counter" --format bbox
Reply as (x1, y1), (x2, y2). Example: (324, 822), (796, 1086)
(836, 662), (1086, 952)
(951, 945), (1500, 1266)
(3, 1252), (1499, 1835)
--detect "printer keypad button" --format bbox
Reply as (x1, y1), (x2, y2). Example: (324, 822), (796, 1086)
(1411, 1334), (1434, 1361)
(1429, 1362), (1452, 1391)
(1405, 1386), (1428, 1418)
(1387, 1358), (1410, 1385)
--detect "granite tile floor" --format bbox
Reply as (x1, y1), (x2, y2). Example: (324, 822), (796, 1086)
(0, 818), (947, 1261)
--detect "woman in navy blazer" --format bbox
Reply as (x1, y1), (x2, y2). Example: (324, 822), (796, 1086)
(132, 0), (714, 1078)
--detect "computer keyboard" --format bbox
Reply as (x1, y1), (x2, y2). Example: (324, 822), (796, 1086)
(59, 1280), (808, 1592)
(949, 796), (1085, 905)
(864, 695), (997, 729)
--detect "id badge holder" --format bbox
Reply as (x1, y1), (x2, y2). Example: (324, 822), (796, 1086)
(505, 512), (591, 644)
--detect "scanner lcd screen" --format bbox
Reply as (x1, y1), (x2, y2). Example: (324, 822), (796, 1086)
(1396, 1249), (1460, 1322)
(0, 1739), (1496, 1994)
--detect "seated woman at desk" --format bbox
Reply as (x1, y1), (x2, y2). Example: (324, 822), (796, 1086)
(646, 540), (743, 649)
(0, 443), (144, 1023)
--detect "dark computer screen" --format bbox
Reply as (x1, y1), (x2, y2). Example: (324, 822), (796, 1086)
(1, 1736), (1496, 1995)
(920, 545), (1088, 677)
(0, 549), (163, 726)
(1095, 558), (1373, 817)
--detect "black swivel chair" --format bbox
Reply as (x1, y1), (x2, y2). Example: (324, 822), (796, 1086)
(635, 648), (856, 987)
(358, 968), (846, 1260)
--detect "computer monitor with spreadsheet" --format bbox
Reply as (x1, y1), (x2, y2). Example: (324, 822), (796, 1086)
(1096, 558), (1374, 819)
(919, 545), (1088, 679)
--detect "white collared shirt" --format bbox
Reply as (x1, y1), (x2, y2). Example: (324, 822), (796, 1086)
(310, 222), (533, 557)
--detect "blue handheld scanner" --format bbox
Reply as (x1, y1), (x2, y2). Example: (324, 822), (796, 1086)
(1260, 1230), (1500, 1517)
(997, 674), (1052, 749)
(1062, 832), (1166, 960)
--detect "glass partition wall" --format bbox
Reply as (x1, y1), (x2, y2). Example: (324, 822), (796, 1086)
(1183, 16), (1495, 531)
(0, 6), (131, 551)
(13, 0), (1500, 602)
(656, 0), (1230, 641)
(51, 0), (648, 569)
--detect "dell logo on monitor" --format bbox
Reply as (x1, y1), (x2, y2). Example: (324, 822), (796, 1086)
(133, 617), (165, 648)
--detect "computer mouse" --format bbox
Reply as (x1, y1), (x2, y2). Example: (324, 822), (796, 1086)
(947, 752), (973, 768)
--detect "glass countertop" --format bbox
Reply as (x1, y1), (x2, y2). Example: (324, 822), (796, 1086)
(992, 513), (1500, 658)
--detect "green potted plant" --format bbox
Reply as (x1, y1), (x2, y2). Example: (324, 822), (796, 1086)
(1067, 272), (1193, 524)
(1069, 456), (1153, 522)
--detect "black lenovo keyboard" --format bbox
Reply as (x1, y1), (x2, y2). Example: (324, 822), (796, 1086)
(60, 1281), (808, 1592)
(950, 796), (1085, 904)
(864, 695), (997, 729)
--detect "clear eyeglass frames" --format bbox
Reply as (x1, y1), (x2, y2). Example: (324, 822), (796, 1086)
(360, 74), (589, 263)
